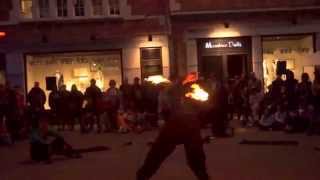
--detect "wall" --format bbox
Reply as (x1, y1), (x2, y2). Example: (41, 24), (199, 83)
(122, 35), (170, 83)
(172, 0), (320, 12)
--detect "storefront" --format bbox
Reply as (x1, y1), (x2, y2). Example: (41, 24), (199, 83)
(25, 50), (123, 92)
(197, 37), (252, 81)
(262, 34), (318, 89)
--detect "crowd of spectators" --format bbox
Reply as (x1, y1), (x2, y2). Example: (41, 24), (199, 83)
(1, 70), (320, 146)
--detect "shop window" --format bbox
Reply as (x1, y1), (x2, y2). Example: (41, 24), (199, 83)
(262, 34), (314, 89)
(140, 47), (163, 79)
(26, 51), (123, 109)
(39, 0), (49, 18)
(21, 0), (33, 18)
(74, 0), (85, 16)
(57, 0), (68, 17)
(92, 0), (103, 16)
(109, 0), (120, 15)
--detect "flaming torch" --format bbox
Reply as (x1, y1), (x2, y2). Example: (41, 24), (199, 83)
(185, 83), (209, 102)
(145, 75), (170, 85)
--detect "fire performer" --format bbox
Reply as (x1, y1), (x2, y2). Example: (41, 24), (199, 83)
(137, 74), (210, 180)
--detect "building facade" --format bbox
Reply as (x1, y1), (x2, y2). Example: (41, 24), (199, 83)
(170, 0), (320, 88)
(0, 0), (170, 105)
(1, 0), (320, 99)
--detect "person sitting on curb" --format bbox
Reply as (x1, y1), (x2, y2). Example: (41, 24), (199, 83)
(30, 114), (81, 163)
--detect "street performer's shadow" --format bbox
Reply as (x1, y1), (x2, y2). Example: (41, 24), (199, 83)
(19, 146), (111, 165)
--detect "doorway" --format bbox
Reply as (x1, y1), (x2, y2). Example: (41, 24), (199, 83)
(201, 56), (223, 81)
(227, 54), (247, 79)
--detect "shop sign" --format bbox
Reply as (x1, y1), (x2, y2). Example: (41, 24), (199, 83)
(205, 41), (243, 49)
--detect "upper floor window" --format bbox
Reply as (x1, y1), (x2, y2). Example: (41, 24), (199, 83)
(109, 0), (120, 15)
(74, 0), (85, 16)
(21, 0), (33, 18)
(39, 0), (50, 18)
(57, 0), (68, 17)
(92, 0), (103, 16)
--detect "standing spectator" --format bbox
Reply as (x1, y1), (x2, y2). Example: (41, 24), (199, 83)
(284, 70), (298, 110)
(84, 79), (102, 133)
(248, 73), (263, 125)
(211, 81), (229, 137)
(269, 75), (285, 101)
(69, 85), (84, 131)
(27, 82), (46, 111)
(297, 73), (313, 106)
(313, 70), (320, 110)
(132, 77), (144, 116)
(27, 82), (46, 127)
(104, 80), (120, 131)
(49, 85), (60, 129)
(57, 85), (71, 131)
(119, 78), (132, 111)
(0, 84), (8, 131)
(6, 84), (23, 142)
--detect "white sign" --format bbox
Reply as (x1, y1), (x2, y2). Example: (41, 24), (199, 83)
(205, 41), (243, 49)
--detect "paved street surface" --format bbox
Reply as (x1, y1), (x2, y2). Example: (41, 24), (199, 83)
(1, 127), (320, 180)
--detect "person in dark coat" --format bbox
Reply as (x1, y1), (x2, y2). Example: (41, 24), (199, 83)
(211, 81), (229, 137)
(137, 79), (210, 180)
(27, 82), (46, 128)
(49, 85), (60, 128)
(5, 83), (21, 142)
(69, 84), (84, 131)
(119, 78), (132, 111)
(297, 73), (313, 106)
(284, 70), (298, 110)
(57, 85), (71, 131)
(83, 79), (102, 132)
(132, 77), (144, 113)
(27, 82), (46, 111)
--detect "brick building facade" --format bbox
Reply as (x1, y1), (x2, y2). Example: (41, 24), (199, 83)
(1, 0), (320, 97)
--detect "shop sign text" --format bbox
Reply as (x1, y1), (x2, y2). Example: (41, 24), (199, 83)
(205, 41), (243, 49)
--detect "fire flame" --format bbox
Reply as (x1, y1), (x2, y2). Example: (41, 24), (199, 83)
(145, 75), (170, 85)
(185, 84), (209, 102)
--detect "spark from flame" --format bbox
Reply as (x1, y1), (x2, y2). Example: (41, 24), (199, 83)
(145, 75), (170, 85)
(185, 84), (209, 102)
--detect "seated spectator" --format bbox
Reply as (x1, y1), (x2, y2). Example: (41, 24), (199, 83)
(258, 105), (275, 130)
(273, 105), (287, 130)
(117, 110), (130, 134)
(30, 115), (80, 163)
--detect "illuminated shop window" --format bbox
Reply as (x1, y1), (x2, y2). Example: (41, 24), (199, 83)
(39, 0), (50, 18)
(57, 0), (68, 17)
(92, 0), (103, 16)
(21, 0), (33, 18)
(109, 0), (120, 15)
(262, 35), (314, 90)
(74, 0), (85, 16)
(26, 51), (122, 109)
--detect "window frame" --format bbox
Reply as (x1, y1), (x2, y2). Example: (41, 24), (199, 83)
(20, 0), (33, 19)
(38, 0), (50, 18)
(92, 0), (104, 16)
(57, 0), (68, 17)
(74, 0), (85, 17)
(108, 0), (120, 16)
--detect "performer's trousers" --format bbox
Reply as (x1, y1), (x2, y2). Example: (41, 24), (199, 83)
(137, 132), (209, 180)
